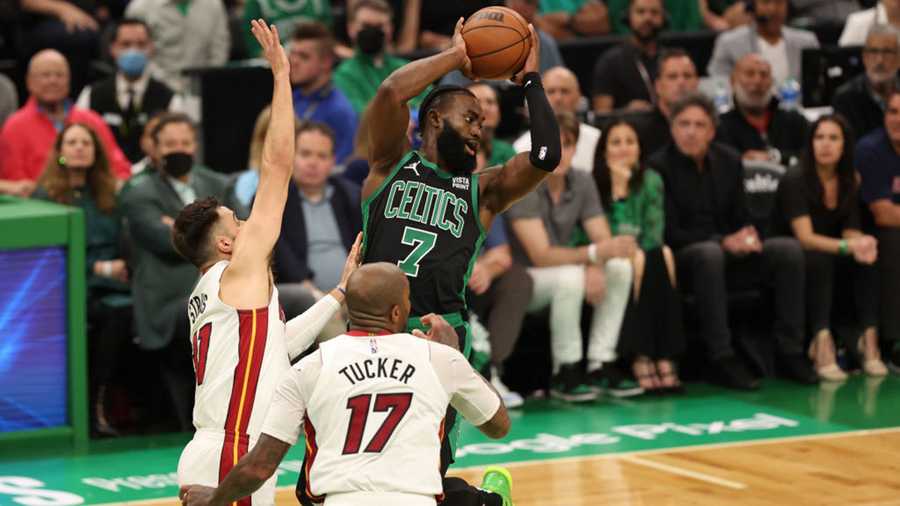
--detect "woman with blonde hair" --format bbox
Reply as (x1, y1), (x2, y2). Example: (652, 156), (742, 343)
(233, 106), (272, 215)
(34, 123), (131, 435)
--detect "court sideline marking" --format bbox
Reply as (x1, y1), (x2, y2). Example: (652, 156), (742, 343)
(619, 455), (748, 490)
(94, 426), (900, 506)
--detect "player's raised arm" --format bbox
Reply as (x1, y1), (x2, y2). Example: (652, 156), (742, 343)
(364, 18), (475, 196)
(229, 20), (294, 273)
(479, 24), (561, 225)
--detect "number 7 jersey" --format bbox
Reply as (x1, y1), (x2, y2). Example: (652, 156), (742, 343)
(361, 151), (486, 317)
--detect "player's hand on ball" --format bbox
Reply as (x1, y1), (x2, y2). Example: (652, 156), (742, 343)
(179, 485), (216, 506)
(452, 17), (476, 81)
(251, 19), (289, 78)
(412, 314), (459, 350)
(510, 23), (540, 86)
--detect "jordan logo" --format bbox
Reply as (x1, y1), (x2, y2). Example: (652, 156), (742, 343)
(404, 160), (421, 177)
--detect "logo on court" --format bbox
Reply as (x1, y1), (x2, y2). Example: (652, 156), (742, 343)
(404, 160), (421, 177)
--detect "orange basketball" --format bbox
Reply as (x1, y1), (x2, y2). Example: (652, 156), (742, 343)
(461, 6), (532, 80)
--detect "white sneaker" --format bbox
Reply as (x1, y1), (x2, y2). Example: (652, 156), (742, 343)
(491, 366), (524, 408)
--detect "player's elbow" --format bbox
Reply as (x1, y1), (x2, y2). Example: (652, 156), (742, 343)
(376, 77), (404, 107)
(246, 460), (278, 483)
(478, 407), (510, 439)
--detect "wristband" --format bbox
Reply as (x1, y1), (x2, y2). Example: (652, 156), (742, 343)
(587, 244), (598, 264)
(838, 240), (849, 256)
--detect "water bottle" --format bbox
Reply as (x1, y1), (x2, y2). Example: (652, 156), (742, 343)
(714, 79), (731, 114)
(779, 78), (801, 111)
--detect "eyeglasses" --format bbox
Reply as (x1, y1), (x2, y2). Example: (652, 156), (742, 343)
(863, 47), (898, 57)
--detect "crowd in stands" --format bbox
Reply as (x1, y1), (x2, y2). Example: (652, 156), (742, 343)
(1, 0), (899, 436)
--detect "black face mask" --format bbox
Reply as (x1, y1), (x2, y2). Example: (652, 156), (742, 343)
(436, 123), (476, 175)
(162, 152), (194, 178)
(357, 25), (386, 55)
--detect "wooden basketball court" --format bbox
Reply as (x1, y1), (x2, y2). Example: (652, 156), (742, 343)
(140, 429), (900, 506)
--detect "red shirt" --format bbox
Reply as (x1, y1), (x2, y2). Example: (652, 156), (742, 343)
(0, 97), (131, 182)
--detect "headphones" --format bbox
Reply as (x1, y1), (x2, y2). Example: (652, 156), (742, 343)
(621, 0), (671, 33)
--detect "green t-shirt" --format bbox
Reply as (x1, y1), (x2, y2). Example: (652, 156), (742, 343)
(607, 0), (703, 35)
(242, 0), (332, 57)
(488, 139), (517, 167)
(540, 0), (588, 14)
(608, 168), (665, 251)
(333, 52), (430, 114)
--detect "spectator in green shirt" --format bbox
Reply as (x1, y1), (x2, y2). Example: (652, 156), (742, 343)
(333, 0), (428, 114)
(537, 0), (611, 40)
(606, 0), (720, 34)
(592, 118), (685, 393)
(34, 123), (133, 435)
(241, 0), (332, 57)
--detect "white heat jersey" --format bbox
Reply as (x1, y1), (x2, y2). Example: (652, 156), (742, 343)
(187, 260), (288, 462)
(261, 332), (501, 505)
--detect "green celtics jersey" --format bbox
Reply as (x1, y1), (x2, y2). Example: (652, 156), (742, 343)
(362, 151), (486, 317)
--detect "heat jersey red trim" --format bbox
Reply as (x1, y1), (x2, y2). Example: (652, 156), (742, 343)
(345, 330), (391, 336)
(303, 415), (326, 503)
(435, 417), (447, 503)
(217, 307), (269, 506)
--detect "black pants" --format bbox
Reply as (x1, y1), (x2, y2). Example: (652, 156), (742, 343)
(618, 248), (685, 360)
(468, 263), (533, 367)
(805, 250), (878, 337)
(153, 302), (195, 432)
(878, 228), (900, 344)
(87, 293), (132, 415)
(676, 238), (805, 359)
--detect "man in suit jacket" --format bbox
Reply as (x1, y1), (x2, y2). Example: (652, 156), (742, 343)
(707, 0), (819, 86)
(77, 18), (180, 164)
(271, 121), (361, 322)
(118, 112), (236, 430)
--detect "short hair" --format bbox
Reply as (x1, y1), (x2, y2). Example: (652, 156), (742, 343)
(350, 0), (393, 22)
(172, 196), (221, 267)
(417, 85), (476, 137)
(114, 17), (152, 41)
(152, 112), (196, 144)
(866, 23), (900, 46)
(556, 111), (580, 142)
(296, 120), (336, 154)
(656, 47), (693, 76)
(888, 88), (900, 104)
(670, 92), (718, 127)
(291, 21), (335, 56)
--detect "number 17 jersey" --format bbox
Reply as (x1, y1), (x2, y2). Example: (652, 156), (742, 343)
(361, 151), (486, 317)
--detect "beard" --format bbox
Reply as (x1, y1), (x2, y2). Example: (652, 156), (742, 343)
(734, 85), (772, 114)
(437, 123), (476, 176)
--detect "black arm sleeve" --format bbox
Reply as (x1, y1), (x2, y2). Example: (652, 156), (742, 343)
(522, 72), (561, 172)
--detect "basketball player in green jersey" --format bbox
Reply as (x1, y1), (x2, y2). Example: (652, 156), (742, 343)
(359, 17), (561, 505)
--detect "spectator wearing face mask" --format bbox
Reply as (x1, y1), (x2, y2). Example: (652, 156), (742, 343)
(77, 18), (181, 164)
(117, 112), (239, 431)
(333, 0), (429, 115)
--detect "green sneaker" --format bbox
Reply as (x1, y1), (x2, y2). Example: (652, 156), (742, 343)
(481, 466), (514, 506)
(550, 363), (598, 402)
(589, 367), (644, 398)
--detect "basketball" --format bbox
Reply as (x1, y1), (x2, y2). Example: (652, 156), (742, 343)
(461, 6), (532, 80)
